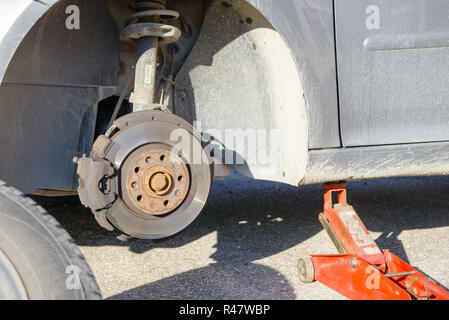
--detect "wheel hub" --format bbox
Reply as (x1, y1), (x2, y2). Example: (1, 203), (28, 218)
(148, 170), (172, 196)
(122, 144), (190, 217)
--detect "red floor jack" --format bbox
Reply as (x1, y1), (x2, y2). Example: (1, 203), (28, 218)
(298, 182), (449, 300)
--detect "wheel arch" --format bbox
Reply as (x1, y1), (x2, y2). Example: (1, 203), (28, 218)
(0, 0), (119, 193)
(0, 0), (327, 191)
(0, 0), (60, 85)
(174, 0), (309, 186)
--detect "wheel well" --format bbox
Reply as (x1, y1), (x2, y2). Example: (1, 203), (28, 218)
(174, 0), (308, 186)
(0, 0), (308, 192)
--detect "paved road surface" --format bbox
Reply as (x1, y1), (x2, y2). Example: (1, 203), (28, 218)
(44, 174), (449, 299)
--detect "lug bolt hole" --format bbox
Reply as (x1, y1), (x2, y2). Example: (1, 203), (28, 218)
(145, 157), (152, 163)
(134, 167), (140, 173)
(160, 155), (166, 161)
(137, 195), (142, 201)
(178, 176), (183, 182)
(164, 200), (170, 207)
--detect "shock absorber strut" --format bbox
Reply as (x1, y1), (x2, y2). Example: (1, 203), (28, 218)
(121, 0), (181, 112)
(76, 1), (213, 240)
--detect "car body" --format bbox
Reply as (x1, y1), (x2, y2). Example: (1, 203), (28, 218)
(1, 0), (448, 196)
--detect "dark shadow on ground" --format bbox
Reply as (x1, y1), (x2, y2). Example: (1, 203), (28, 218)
(40, 174), (449, 299)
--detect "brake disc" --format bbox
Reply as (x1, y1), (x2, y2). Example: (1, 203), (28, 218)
(76, 110), (213, 239)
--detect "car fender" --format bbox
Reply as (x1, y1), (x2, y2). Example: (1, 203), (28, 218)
(0, 0), (58, 84)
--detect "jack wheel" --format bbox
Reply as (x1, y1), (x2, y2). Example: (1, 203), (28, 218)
(298, 257), (315, 283)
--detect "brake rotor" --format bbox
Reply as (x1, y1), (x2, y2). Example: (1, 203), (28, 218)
(76, 110), (213, 239)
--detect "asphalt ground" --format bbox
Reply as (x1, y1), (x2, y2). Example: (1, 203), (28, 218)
(42, 174), (449, 300)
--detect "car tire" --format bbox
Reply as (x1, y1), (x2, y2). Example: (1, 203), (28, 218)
(0, 181), (101, 299)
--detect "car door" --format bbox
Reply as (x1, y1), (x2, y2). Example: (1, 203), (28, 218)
(335, 0), (449, 146)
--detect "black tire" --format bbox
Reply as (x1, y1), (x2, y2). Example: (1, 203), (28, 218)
(0, 181), (101, 299)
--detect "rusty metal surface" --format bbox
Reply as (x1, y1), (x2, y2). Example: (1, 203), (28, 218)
(121, 143), (190, 217)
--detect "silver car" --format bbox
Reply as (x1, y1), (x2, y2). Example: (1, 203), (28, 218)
(0, 0), (447, 298)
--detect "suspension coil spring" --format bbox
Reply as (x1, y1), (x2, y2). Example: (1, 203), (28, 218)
(121, 0), (181, 45)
